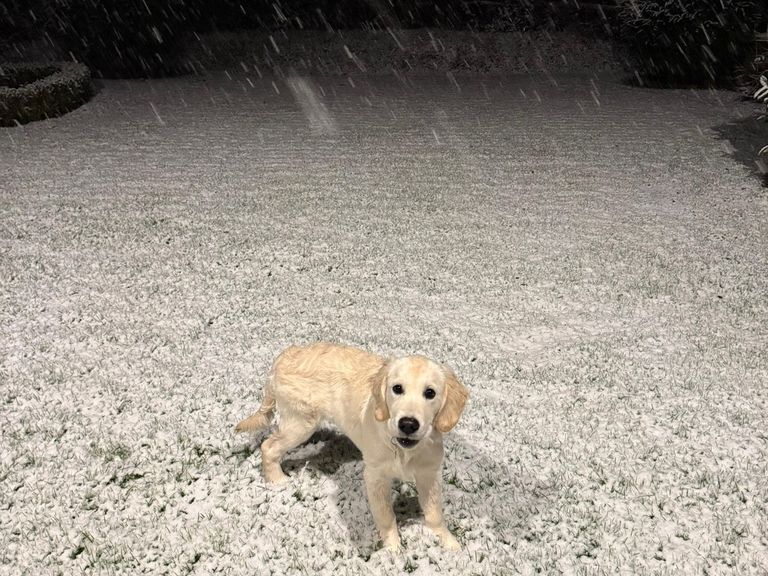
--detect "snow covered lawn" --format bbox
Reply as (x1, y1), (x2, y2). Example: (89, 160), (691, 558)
(1, 72), (767, 575)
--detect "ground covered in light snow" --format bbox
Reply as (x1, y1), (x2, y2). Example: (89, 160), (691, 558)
(1, 70), (767, 575)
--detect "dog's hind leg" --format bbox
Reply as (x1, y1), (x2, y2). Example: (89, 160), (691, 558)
(260, 410), (318, 484)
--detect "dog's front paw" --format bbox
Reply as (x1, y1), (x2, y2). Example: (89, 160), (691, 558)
(440, 533), (461, 551)
(262, 468), (289, 485)
(381, 533), (402, 553)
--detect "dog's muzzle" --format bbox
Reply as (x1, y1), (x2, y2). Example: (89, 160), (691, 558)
(394, 437), (419, 449)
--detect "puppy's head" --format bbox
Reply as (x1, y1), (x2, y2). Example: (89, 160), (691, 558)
(372, 356), (469, 449)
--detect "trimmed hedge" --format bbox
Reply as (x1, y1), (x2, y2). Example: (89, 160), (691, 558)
(0, 62), (92, 126)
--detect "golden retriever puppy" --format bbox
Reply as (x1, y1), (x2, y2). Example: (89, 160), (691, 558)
(235, 342), (469, 551)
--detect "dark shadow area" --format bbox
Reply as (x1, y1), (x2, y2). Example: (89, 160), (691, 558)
(392, 485), (422, 522)
(282, 428), (362, 476)
(712, 110), (768, 188)
(231, 428), (362, 473)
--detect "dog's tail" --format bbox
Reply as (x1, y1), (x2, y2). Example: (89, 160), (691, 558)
(235, 374), (277, 433)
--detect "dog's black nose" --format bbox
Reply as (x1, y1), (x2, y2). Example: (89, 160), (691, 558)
(398, 417), (420, 435)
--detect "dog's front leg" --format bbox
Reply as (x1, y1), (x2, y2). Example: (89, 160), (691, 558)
(415, 469), (460, 550)
(363, 467), (400, 552)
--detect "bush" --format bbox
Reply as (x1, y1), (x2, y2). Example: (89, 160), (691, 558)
(0, 61), (92, 126)
(755, 75), (768, 158)
(616, 0), (760, 87)
(734, 52), (768, 97)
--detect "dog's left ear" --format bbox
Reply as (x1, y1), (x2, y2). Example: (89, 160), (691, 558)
(435, 368), (469, 433)
(371, 361), (390, 422)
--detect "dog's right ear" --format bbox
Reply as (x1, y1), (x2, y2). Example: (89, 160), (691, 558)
(371, 361), (390, 422)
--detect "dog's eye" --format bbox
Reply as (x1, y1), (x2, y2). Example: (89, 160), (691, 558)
(392, 384), (404, 395)
(424, 388), (436, 400)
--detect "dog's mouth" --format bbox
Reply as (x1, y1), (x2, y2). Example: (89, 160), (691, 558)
(395, 437), (419, 449)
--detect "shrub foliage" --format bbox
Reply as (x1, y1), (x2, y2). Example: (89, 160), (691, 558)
(616, 0), (762, 86)
(0, 61), (92, 126)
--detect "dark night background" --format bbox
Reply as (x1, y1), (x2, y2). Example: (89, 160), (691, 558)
(1, 1), (766, 85)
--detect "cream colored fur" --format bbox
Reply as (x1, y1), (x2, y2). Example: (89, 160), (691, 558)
(235, 342), (469, 551)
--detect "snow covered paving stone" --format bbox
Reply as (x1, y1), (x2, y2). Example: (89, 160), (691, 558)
(1, 71), (767, 575)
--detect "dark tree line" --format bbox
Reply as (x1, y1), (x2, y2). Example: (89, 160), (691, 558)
(1, 0), (765, 83)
